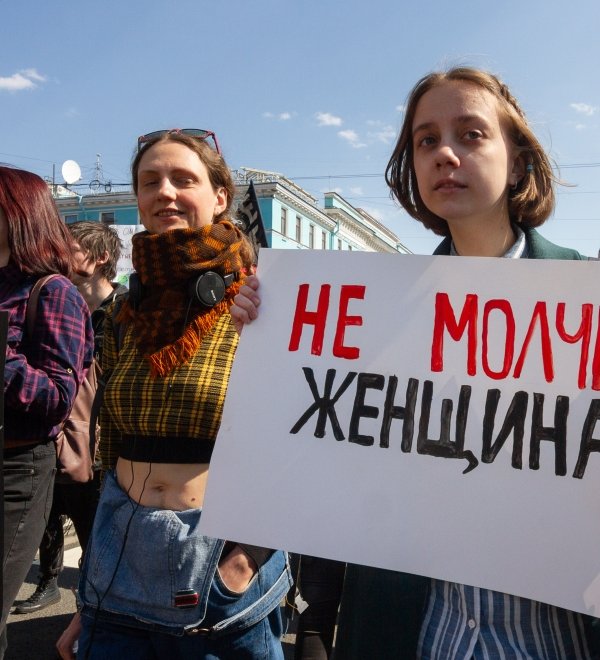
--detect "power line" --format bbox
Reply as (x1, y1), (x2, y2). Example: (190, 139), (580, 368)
(0, 151), (55, 164)
(291, 173), (382, 180)
(288, 161), (600, 181)
(2, 148), (599, 178)
(560, 163), (600, 169)
(558, 190), (600, 195)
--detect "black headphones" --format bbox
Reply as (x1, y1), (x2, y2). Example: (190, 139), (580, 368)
(128, 271), (238, 309)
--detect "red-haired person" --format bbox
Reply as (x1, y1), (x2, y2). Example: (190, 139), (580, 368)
(13, 222), (126, 616)
(0, 165), (93, 658)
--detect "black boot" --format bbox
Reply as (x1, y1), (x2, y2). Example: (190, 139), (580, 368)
(13, 577), (61, 614)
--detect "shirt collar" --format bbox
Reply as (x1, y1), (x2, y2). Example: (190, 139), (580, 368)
(450, 224), (528, 259)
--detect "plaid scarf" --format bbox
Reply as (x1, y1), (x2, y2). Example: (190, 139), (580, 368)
(118, 221), (245, 377)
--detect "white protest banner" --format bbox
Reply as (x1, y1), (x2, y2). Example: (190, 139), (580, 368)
(111, 224), (144, 285)
(200, 249), (600, 616)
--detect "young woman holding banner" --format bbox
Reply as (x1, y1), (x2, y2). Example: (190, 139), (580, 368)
(56, 130), (291, 659)
(231, 67), (600, 658)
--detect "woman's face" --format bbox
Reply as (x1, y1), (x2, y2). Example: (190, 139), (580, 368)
(411, 80), (522, 232)
(136, 141), (227, 234)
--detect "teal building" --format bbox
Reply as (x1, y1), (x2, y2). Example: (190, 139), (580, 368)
(53, 166), (410, 282)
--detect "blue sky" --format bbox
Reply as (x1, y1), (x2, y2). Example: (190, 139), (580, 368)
(1, 0), (599, 255)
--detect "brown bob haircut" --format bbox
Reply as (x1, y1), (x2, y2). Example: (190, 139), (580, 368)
(385, 67), (558, 237)
(131, 132), (235, 224)
(0, 165), (74, 276)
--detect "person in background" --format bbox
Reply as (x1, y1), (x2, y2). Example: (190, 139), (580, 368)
(292, 556), (346, 660)
(68, 221), (128, 356)
(56, 129), (291, 659)
(13, 221), (126, 615)
(230, 67), (600, 659)
(0, 165), (93, 658)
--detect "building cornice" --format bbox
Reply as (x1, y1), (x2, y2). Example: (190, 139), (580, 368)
(55, 192), (137, 211)
(235, 181), (337, 231)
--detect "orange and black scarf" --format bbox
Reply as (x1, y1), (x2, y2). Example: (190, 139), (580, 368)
(117, 221), (246, 377)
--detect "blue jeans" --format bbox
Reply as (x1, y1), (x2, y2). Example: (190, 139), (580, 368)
(78, 599), (285, 659)
(78, 471), (291, 657)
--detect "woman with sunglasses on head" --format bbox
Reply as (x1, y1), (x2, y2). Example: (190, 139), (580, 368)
(231, 68), (600, 658)
(1, 165), (93, 659)
(56, 130), (291, 660)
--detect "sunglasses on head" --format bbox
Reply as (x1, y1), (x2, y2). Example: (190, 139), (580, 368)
(137, 128), (221, 155)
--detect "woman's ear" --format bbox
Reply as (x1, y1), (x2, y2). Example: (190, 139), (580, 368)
(213, 187), (228, 219)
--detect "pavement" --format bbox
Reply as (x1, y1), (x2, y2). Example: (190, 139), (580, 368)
(5, 523), (81, 660)
(5, 523), (298, 659)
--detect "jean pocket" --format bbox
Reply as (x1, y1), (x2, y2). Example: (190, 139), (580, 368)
(207, 553), (291, 636)
(2, 467), (35, 502)
(216, 544), (261, 595)
(215, 565), (258, 597)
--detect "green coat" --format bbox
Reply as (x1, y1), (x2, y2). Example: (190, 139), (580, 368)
(433, 226), (586, 260)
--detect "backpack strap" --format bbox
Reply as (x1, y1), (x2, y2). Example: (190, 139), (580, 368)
(89, 361), (104, 455)
(89, 294), (128, 454)
(25, 275), (61, 338)
(111, 294), (128, 353)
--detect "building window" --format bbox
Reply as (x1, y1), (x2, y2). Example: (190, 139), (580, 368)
(337, 238), (342, 250)
(281, 208), (288, 236)
(309, 224), (315, 249)
(295, 215), (302, 243)
(64, 214), (78, 224)
(100, 212), (115, 225)
(322, 231), (327, 250)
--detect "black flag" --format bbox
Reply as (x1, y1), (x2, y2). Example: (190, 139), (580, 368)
(236, 180), (268, 255)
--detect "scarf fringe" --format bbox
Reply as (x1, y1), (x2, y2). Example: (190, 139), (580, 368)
(146, 281), (242, 377)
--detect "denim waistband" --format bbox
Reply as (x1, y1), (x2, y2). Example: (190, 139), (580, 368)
(79, 471), (291, 636)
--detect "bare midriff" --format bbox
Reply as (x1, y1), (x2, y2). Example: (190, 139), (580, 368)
(116, 458), (210, 510)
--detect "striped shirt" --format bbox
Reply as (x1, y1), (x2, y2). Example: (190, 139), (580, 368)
(419, 226), (590, 659)
(418, 580), (590, 659)
(2, 261), (93, 447)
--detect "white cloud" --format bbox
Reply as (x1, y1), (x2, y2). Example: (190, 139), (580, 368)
(0, 69), (46, 92)
(570, 102), (598, 116)
(349, 186), (364, 196)
(65, 107), (79, 118)
(21, 68), (46, 82)
(575, 123), (586, 131)
(316, 112), (343, 127)
(338, 129), (367, 148)
(263, 111), (294, 121)
(368, 124), (397, 144)
(396, 104), (406, 113)
(338, 129), (358, 141)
